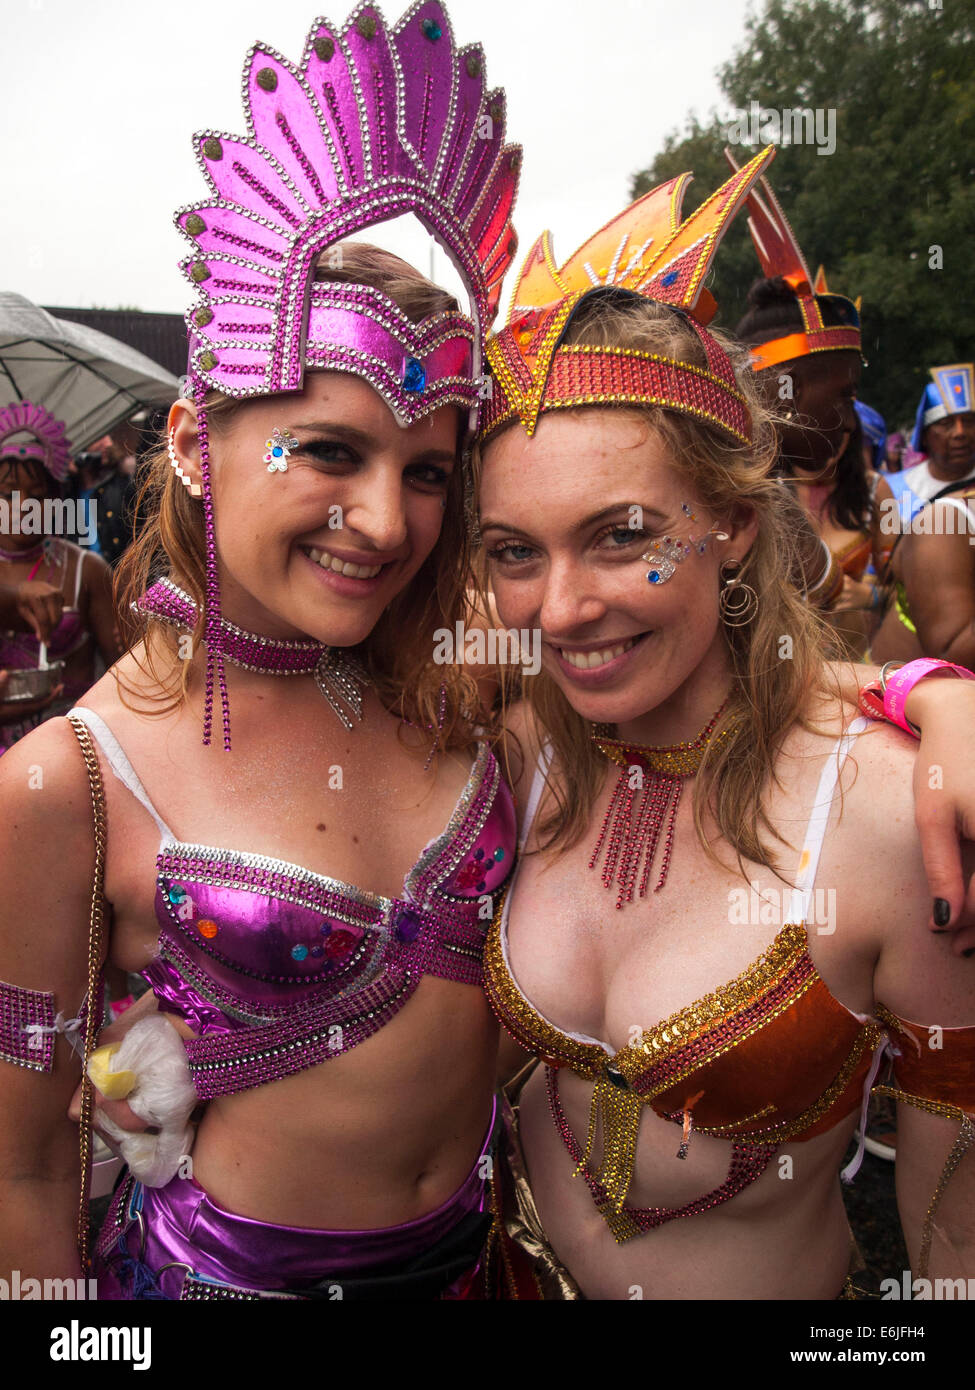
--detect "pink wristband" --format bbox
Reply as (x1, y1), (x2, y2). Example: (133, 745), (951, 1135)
(884, 659), (975, 737)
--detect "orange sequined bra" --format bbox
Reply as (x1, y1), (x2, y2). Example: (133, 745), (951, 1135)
(485, 718), (975, 1252)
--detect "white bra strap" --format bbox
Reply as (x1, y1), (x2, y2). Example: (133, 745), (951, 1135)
(66, 707), (175, 847)
(788, 715), (871, 923)
(518, 743), (554, 854)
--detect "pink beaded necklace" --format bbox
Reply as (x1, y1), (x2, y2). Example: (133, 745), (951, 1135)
(137, 578), (369, 731)
(589, 706), (732, 909)
(0, 539), (46, 564)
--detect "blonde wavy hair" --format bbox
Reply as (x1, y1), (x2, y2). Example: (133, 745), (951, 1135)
(477, 294), (844, 875)
(115, 241), (483, 752)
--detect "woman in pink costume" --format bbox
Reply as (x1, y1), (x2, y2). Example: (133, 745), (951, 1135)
(0, 3), (521, 1300)
(0, 402), (120, 751)
(475, 161), (975, 1299)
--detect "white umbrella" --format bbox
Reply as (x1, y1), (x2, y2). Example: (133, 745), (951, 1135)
(0, 291), (179, 452)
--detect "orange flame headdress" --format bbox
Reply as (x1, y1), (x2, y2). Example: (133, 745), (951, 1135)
(480, 145), (777, 447)
(724, 149), (861, 374)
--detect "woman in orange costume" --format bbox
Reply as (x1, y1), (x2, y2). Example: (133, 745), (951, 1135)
(475, 150), (975, 1299)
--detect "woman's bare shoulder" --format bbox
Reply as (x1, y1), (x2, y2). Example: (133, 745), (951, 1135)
(777, 689), (921, 867)
(77, 639), (178, 723)
(78, 545), (112, 581)
(0, 717), (98, 872)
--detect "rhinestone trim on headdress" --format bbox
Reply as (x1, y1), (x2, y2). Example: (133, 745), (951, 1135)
(176, 2), (521, 424)
(480, 146), (776, 445)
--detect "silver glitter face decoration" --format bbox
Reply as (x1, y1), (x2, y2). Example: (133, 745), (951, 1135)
(264, 429), (299, 473)
(642, 504), (729, 585)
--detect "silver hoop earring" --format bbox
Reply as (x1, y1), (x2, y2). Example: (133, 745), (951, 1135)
(719, 559), (759, 627)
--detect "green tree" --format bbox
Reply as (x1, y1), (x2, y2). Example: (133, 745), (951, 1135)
(632, 0), (975, 426)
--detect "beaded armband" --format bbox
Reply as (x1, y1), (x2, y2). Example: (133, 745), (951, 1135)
(0, 977), (82, 1073)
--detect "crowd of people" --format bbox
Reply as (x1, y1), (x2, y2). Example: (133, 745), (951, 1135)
(0, 2), (972, 1308)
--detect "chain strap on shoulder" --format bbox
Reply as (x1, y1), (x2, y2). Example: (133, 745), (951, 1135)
(65, 713), (109, 1270)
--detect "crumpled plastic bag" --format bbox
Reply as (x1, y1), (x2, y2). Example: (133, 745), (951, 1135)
(87, 1014), (197, 1188)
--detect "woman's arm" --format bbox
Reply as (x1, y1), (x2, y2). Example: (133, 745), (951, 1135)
(1, 579), (64, 643)
(871, 811), (975, 1281)
(80, 551), (125, 667)
(828, 660), (975, 946)
(0, 718), (107, 1281)
(870, 474), (897, 582)
(900, 514), (975, 668)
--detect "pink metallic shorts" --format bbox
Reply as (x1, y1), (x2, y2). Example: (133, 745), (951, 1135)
(93, 1099), (497, 1301)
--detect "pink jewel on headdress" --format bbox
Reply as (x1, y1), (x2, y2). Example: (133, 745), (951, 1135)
(264, 429), (299, 472)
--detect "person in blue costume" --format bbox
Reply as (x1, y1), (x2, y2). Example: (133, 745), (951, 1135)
(886, 365), (975, 524)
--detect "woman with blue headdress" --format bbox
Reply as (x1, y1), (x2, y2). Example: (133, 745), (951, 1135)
(885, 366), (975, 525)
(873, 366), (975, 668)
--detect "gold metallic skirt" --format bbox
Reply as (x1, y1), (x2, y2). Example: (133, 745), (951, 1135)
(484, 1061), (583, 1300)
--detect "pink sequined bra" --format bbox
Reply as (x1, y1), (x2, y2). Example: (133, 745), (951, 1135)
(67, 708), (515, 1100)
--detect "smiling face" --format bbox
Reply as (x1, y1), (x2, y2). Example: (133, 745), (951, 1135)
(479, 409), (757, 734)
(171, 371), (461, 648)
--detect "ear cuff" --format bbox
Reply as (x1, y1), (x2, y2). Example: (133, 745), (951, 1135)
(167, 429), (203, 499)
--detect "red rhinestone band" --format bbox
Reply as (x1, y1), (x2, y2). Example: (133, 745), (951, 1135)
(482, 335), (752, 445)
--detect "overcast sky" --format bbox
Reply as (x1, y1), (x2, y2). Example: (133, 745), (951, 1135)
(2, 0), (756, 319)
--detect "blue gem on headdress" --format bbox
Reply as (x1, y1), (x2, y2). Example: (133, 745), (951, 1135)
(660, 271), (679, 287)
(403, 357), (427, 393)
(291, 944), (309, 962)
(421, 17), (443, 39)
(647, 570), (662, 584)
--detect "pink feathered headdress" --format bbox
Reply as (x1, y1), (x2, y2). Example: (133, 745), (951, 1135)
(0, 400), (72, 483)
